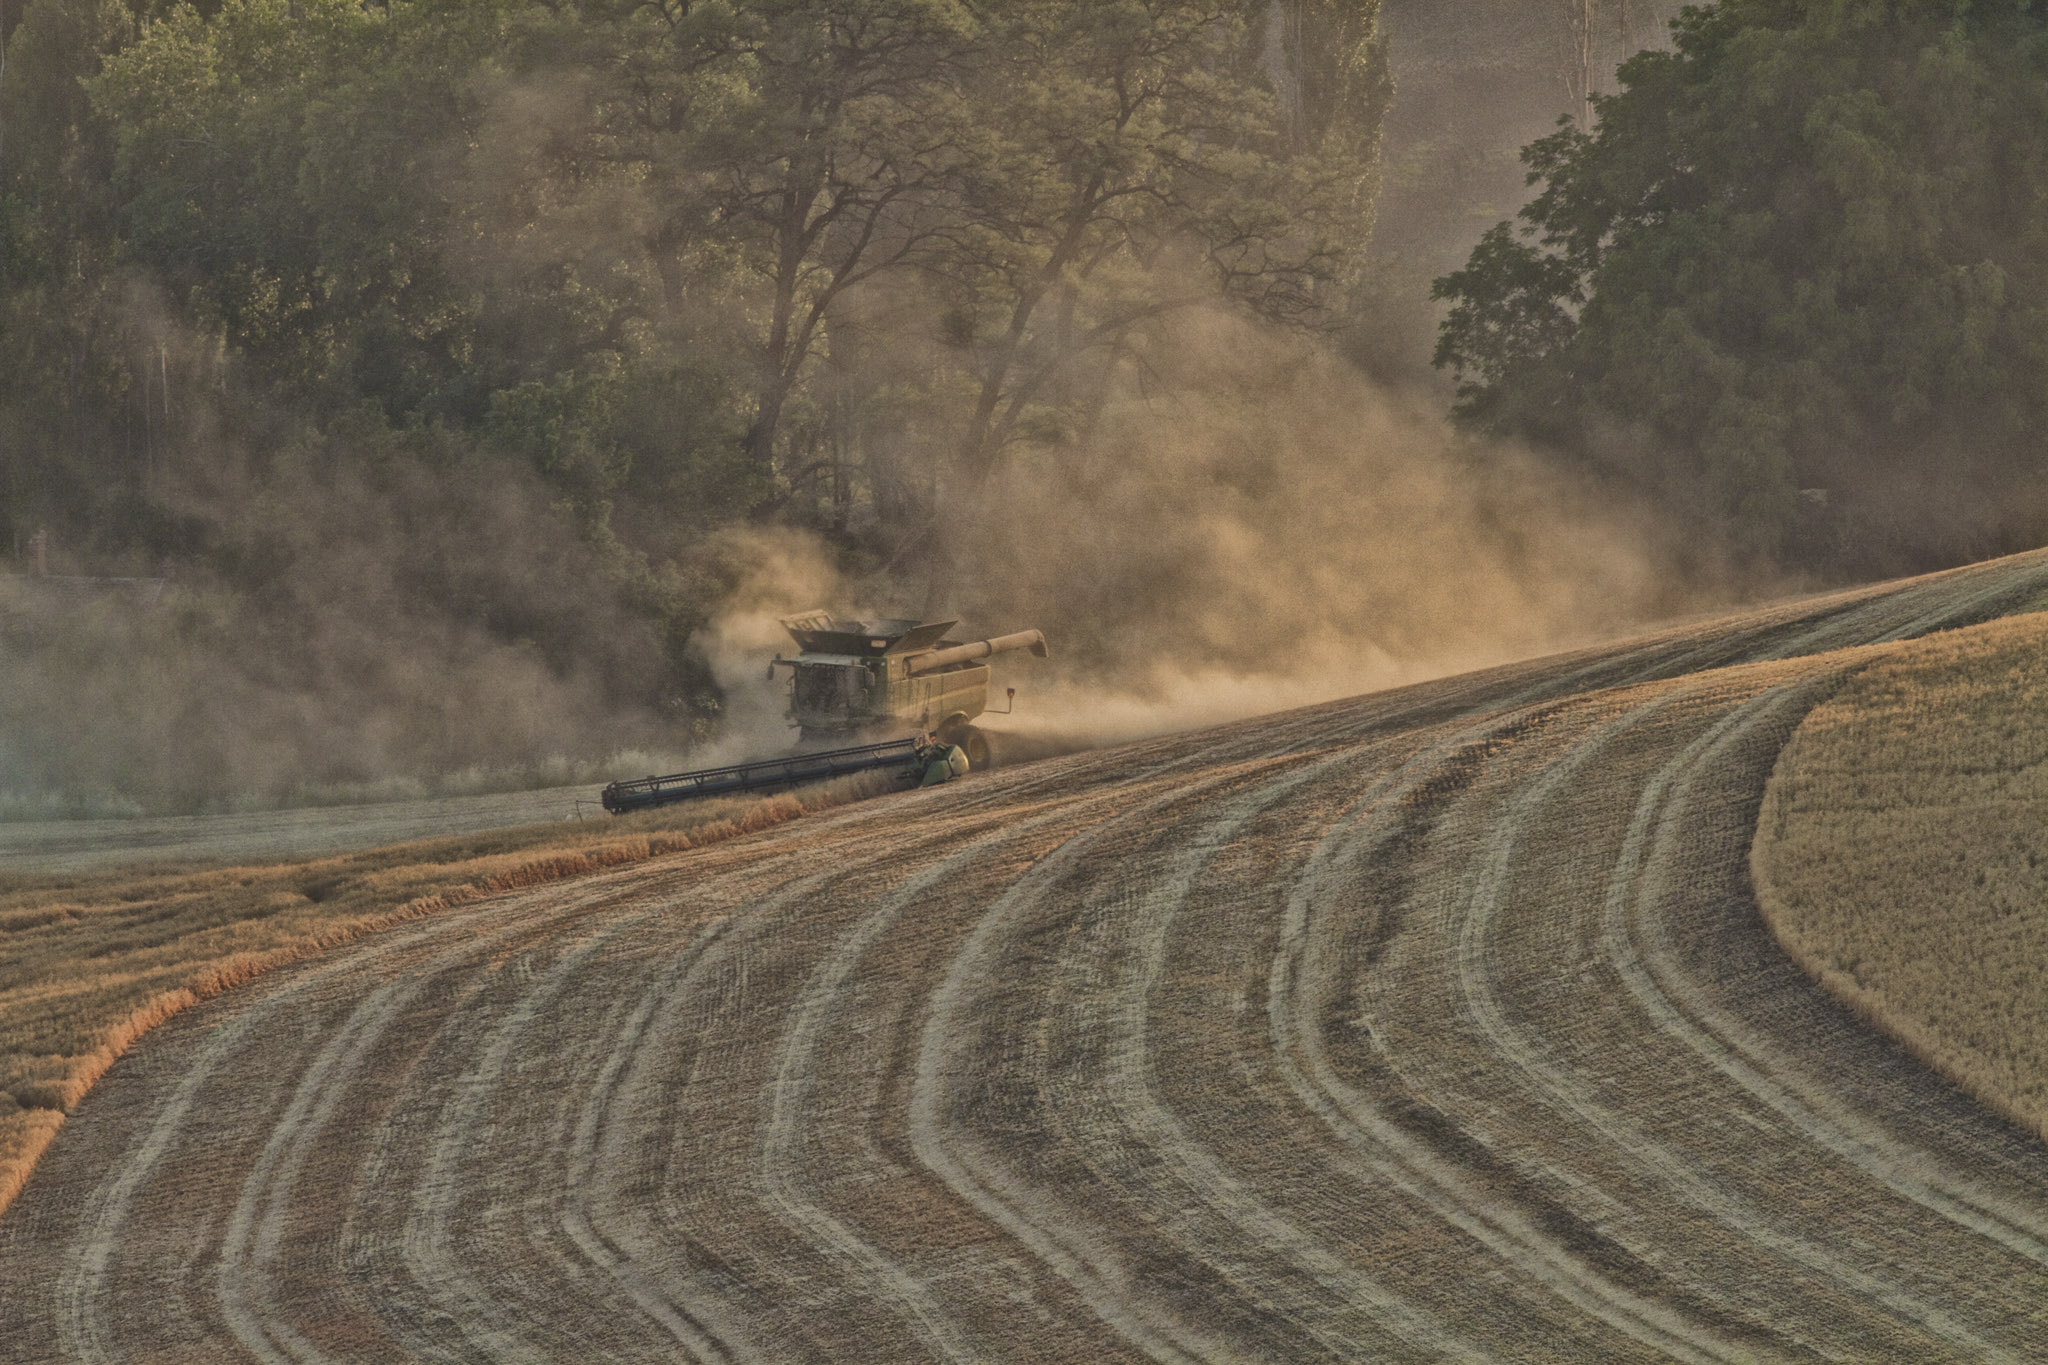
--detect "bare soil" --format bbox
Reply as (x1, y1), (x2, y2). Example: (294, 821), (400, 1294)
(6, 551), (2048, 1361)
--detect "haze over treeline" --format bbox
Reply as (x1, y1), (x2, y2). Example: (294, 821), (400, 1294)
(0, 0), (2039, 812)
(1436, 0), (2048, 576)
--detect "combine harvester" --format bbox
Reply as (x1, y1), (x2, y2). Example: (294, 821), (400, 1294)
(600, 613), (1047, 815)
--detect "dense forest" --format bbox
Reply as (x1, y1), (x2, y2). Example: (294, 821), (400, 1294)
(0, 0), (1399, 808)
(3, 0), (2043, 812)
(1435, 0), (2048, 575)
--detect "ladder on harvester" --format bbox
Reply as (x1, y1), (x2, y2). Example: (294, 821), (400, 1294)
(598, 737), (932, 815)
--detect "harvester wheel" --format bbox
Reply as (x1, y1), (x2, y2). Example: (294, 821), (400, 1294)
(933, 713), (991, 771)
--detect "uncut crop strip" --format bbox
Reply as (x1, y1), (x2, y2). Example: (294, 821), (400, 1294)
(8, 555), (2048, 1361)
(1748, 608), (2048, 1157)
(1611, 696), (2048, 1264)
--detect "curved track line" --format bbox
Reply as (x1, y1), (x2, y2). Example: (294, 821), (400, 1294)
(758, 822), (1056, 1364)
(54, 906), (501, 1364)
(605, 762), (1191, 1359)
(1091, 749), (1486, 1360)
(1447, 680), (2017, 1357)
(911, 813), (1240, 1363)
(550, 911), (761, 1364)
(214, 881), (634, 1362)
(392, 896), (742, 1362)
(474, 817), (1033, 1362)
(896, 720), (1441, 1362)
(1606, 685), (2048, 1265)
(1265, 714), (1756, 1365)
(892, 712), (1441, 1358)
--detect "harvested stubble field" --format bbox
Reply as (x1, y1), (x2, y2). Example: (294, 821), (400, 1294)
(7, 552), (2048, 1361)
(0, 773), (894, 1217)
(1755, 609), (2048, 1141)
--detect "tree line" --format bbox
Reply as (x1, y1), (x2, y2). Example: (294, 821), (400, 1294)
(9, 0), (2048, 807)
(1, 3), (1382, 578)
(1435, 0), (2048, 576)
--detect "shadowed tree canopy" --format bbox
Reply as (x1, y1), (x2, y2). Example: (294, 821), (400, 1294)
(0, 0), (1392, 806)
(934, 1), (1385, 489)
(1434, 0), (2048, 575)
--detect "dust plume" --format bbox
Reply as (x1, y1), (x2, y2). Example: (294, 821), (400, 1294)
(685, 530), (848, 767)
(0, 310), (1723, 821)
(711, 308), (1732, 756)
(0, 409), (695, 818)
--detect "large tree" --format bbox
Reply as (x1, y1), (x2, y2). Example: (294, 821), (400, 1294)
(518, 0), (980, 497)
(1435, 0), (2048, 574)
(0, 0), (136, 549)
(911, 0), (1385, 601)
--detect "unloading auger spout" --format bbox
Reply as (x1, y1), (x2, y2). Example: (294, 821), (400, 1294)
(903, 629), (1049, 675)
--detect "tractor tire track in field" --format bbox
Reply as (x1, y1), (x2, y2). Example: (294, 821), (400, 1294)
(8, 552), (2048, 1360)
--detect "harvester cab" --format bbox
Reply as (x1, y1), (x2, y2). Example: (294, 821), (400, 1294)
(769, 612), (1048, 771)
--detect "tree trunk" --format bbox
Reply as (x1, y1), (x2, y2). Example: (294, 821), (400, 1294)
(1559, 0), (1595, 129)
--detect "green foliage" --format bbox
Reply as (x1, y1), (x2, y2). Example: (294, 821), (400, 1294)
(9, 0), (1386, 533)
(1434, 0), (2048, 573)
(1257, 0), (1392, 166)
(87, 0), (516, 420)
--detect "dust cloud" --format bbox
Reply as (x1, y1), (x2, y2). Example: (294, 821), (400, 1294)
(0, 296), (1732, 823)
(711, 309), (1733, 758)
(0, 421), (693, 819)
(685, 531), (848, 767)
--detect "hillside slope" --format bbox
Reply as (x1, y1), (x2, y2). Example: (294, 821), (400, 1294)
(5, 553), (2048, 1360)
(1756, 610), (2048, 1141)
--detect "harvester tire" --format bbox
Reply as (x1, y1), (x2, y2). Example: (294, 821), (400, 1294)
(933, 712), (991, 771)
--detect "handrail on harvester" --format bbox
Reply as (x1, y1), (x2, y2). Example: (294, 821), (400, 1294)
(599, 736), (929, 815)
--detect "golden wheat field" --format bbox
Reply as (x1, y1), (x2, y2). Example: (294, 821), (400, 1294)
(8, 554), (2048, 1360)
(1754, 609), (2048, 1140)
